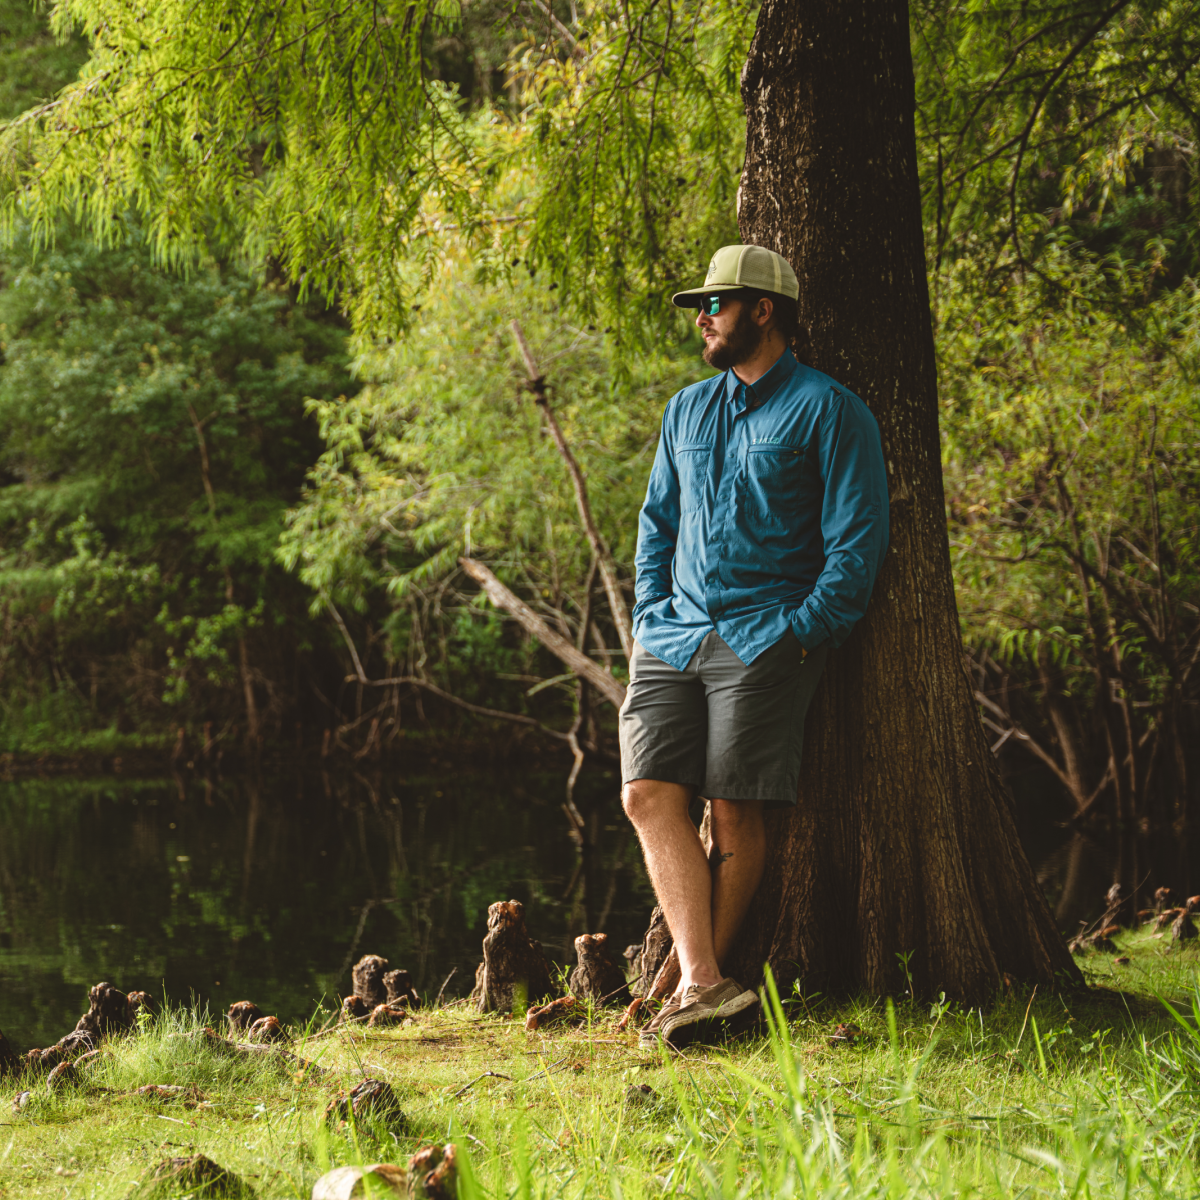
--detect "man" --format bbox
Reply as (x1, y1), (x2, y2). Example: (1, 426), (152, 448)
(620, 244), (889, 1047)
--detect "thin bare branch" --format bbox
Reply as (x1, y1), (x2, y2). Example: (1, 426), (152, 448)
(510, 320), (635, 660)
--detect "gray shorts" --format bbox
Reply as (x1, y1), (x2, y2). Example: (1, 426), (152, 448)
(618, 630), (829, 807)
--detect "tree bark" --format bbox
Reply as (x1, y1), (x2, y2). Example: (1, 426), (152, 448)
(730, 0), (1080, 1000)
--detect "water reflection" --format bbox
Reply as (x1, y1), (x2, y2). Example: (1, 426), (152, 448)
(0, 761), (653, 1051)
(2, 760), (1184, 1053)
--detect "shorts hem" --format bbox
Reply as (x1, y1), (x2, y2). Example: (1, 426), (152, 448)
(701, 780), (798, 807)
(620, 767), (705, 790)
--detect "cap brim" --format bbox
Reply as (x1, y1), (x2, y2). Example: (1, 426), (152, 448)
(670, 284), (748, 309)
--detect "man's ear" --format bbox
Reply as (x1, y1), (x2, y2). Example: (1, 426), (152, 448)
(756, 297), (774, 328)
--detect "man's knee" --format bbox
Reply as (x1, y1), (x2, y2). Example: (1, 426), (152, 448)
(622, 778), (689, 827)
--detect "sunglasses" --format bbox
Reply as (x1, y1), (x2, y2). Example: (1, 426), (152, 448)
(699, 293), (725, 316)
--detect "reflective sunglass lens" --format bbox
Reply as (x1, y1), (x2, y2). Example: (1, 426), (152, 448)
(702, 295), (720, 315)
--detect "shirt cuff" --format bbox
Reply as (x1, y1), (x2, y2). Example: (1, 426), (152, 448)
(789, 604), (831, 654)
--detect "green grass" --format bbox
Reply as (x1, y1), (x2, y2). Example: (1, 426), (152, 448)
(3, 926), (1200, 1198)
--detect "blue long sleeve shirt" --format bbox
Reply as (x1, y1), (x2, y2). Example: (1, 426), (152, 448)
(632, 347), (890, 670)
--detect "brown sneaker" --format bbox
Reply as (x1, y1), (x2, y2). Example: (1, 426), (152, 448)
(660, 978), (758, 1047)
(637, 994), (682, 1049)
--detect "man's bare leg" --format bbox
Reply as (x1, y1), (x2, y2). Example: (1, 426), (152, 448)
(622, 779), (722, 992)
(623, 782), (767, 993)
(708, 797), (766, 970)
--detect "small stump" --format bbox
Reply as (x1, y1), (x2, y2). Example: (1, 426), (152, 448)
(569, 933), (630, 1005)
(352, 955), (390, 1008)
(471, 899), (554, 1013)
(248, 1015), (287, 1043)
(1154, 908), (1182, 933)
(1174, 907), (1198, 942)
(525, 995), (576, 1032)
(74, 982), (134, 1043)
(624, 1082), (659, 1109)
(368, 1004), (409, 1028)
(311, 1163), (407, 1199)
(146, 1154), (246, 1196)
(226, 1001), (264, 1036)
(324, 1078), (408, 1132)
(46, 1061), (79, 1092)
(828, 1023), (863, 1047)
(27, 1046), (62, 1074)
(384, 969), (422, 1009)
(340, 995), (371, 1024)
(630, 907), (673, 997)
(408, 1143), (457, 1200)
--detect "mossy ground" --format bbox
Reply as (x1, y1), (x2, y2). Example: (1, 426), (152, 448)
(3, 926), (1200, 1198)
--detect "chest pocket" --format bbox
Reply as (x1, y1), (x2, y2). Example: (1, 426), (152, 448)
(676, 444), (712, 514)
(743, 445), (803, 528)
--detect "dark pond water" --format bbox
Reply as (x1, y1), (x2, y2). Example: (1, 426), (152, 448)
(0, 754), (1192, 1052)
(0, 755), (653, 1051)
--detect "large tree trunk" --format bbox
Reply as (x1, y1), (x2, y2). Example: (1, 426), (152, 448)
(729, 0), (1081, 1000)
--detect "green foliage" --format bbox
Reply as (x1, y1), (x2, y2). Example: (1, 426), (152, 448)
(941, 243), (1200, 813)
(0, 0), (88, 122)
(0, 0), (748, 343)
(0, 0), (1198, 777)
(281, 258), (698, 703)
(913, 0), (1200, 284)
(0, 222), (352, 743)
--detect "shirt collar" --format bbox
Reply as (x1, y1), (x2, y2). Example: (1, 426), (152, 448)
(723, 346), (799, 408)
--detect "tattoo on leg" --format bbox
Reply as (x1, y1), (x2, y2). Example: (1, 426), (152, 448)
(716, 851), (733, 864)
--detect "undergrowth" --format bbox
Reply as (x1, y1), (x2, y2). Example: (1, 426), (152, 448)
(2, 927), (1199, 1197)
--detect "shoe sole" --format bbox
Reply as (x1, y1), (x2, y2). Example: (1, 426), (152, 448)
(637, 1006), (681, 1050)
(662, 990), (759, 1048)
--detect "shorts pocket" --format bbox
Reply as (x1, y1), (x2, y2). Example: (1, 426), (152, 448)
(676, 444), (712, 514)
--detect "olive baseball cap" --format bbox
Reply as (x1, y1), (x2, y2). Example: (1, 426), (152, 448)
(671, 244), (799, 308)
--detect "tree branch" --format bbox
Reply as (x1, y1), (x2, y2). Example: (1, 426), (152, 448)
(362, 674), (573, 742)
(975, 689), (1082, 803)
(459, 555), (627, 708)
(510, 320), (635, 660)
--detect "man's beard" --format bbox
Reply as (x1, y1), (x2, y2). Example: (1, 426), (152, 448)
(702, 303), (765, 369)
